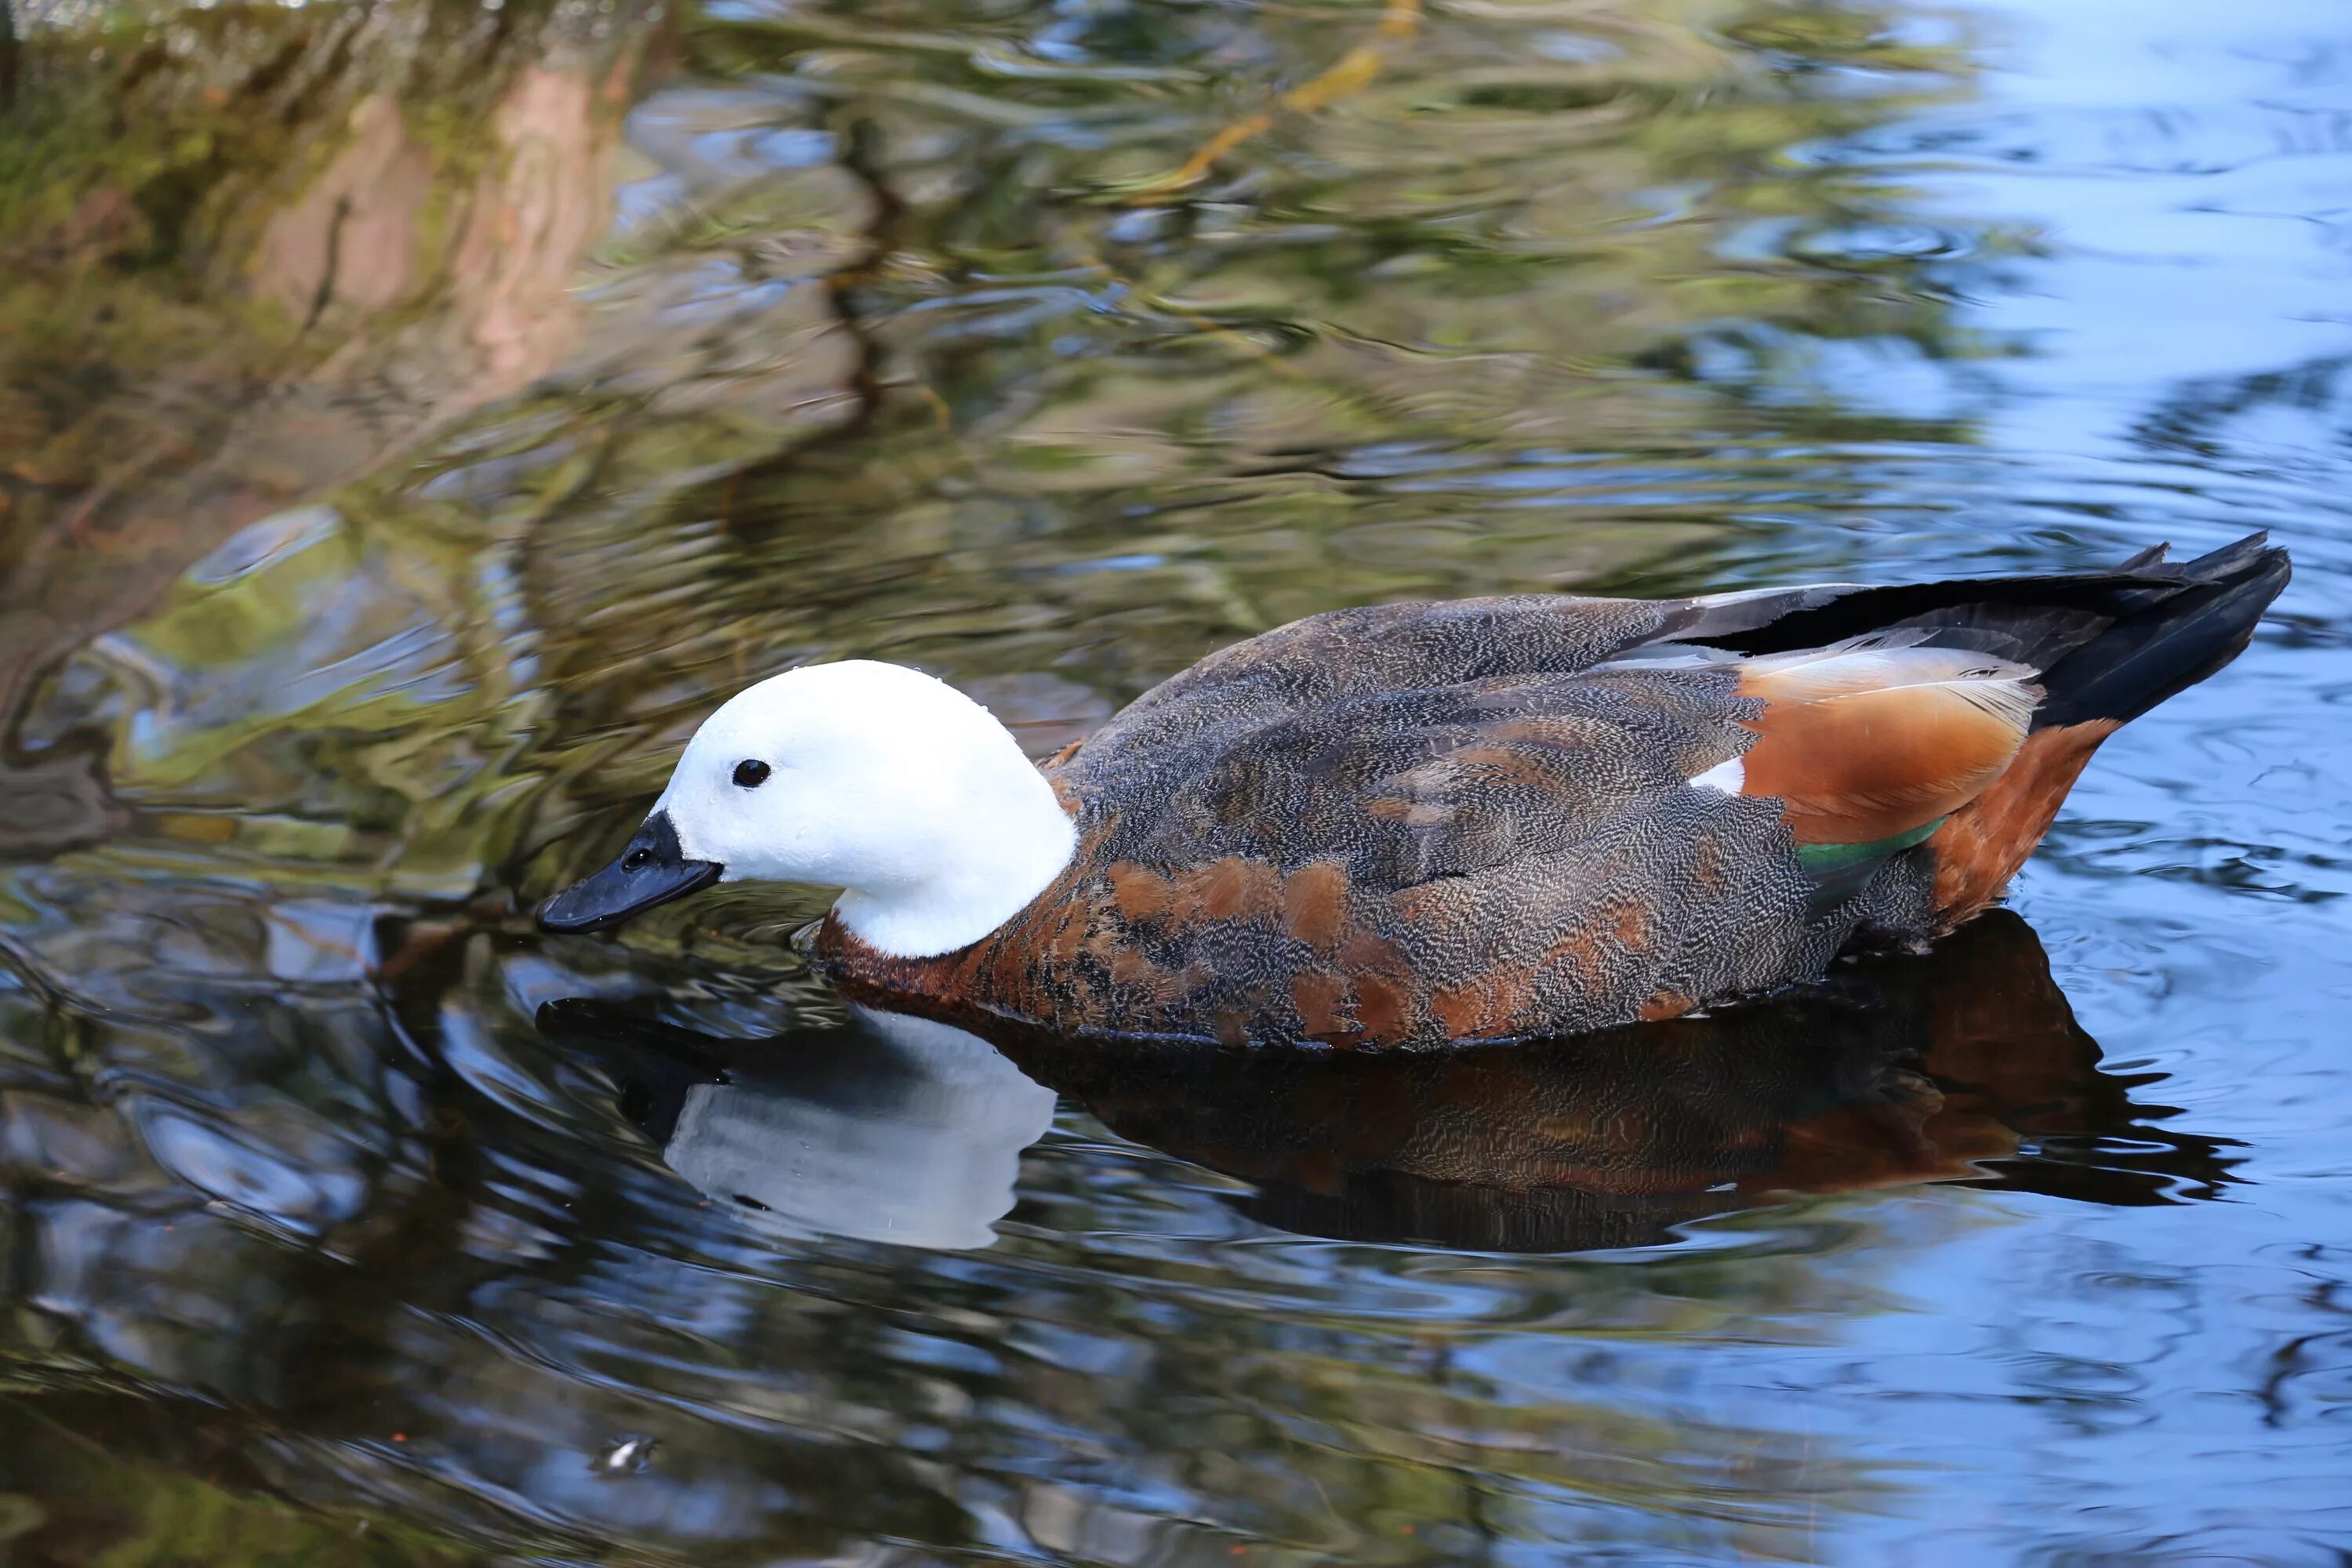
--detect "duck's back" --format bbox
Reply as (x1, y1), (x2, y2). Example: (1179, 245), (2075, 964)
(821, 537), (2287, 1046)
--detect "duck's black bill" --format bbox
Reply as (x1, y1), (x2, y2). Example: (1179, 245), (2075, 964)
(535, 811), (723, 935)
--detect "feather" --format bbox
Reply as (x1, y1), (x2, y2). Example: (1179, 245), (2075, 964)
(1735, 644), (2044, 846)
(1589, 644), (1740, 672)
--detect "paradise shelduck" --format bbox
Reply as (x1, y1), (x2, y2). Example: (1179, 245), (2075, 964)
(538, 534), (2288, 1047)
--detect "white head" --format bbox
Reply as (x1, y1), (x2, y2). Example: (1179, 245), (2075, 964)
(537, 661), (1077, 956)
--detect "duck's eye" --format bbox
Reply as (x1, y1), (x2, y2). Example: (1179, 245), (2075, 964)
(621, 848), (651, 873)
(732, 759), (771, 789)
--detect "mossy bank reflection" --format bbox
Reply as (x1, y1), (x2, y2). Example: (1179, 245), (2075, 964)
(541, 911), (2234, 1255)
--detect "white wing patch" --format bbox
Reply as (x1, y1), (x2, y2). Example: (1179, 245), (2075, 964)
(1688, 583), (1865, 608)
(1741, 637), (2043, 731)
(1688, 756), (1746, 793)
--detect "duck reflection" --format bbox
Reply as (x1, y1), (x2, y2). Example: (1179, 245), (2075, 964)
(541, 910), (2229, 1254)
(539, 1002), (1057, 1250)
(1000, 910), (2229, 1250)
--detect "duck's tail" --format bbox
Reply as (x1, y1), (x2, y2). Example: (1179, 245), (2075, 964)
(1669, 531), (2290, 924)
(2027, 532), (2292, 728)
(1681, 530), (2290, 722)
(1913, 533), (2289, 924)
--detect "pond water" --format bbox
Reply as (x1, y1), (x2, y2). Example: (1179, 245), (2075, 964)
(2, 0), (2349, 1560)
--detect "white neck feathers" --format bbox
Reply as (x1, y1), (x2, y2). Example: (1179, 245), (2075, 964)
(829, 779), (1076, 957)
(659, 660), (1079, 960)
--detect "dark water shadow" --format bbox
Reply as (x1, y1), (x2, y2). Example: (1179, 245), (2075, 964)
(539, 910), (2240, 1256)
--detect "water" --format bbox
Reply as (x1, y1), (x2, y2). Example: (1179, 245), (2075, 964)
(1, 0), (2348, 1560)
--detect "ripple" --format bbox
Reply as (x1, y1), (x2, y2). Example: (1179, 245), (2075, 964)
(0, 0), (2349, 1559)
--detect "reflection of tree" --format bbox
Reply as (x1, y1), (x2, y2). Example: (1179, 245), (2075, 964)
(0, 0), (655, 851)
(0, 0), (2029, 902)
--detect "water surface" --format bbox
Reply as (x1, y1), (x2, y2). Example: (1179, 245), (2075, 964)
(1, 0), (2349, 1560)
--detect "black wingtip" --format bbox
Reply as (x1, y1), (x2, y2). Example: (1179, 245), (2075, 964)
(2035, 533), (2290, 728)
(2178, 529), (2278, 578)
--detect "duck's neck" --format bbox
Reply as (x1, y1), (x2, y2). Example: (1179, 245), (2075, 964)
(830, 760), (1078, 960)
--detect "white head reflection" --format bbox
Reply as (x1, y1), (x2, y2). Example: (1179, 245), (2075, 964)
(658, 1006), (1057, 1251)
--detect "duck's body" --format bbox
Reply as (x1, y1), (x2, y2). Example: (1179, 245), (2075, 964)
(542, 535), (2288, 1047)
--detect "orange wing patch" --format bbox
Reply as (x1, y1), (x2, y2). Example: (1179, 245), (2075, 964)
(1736, 640), (2042, 845)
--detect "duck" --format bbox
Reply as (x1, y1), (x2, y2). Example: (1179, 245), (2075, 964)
(537, 533), (2288, 1047)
